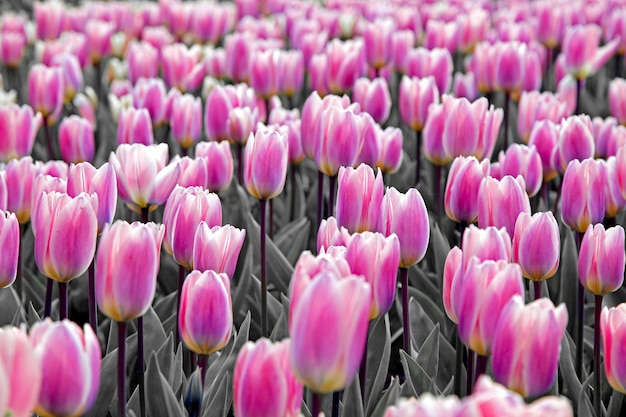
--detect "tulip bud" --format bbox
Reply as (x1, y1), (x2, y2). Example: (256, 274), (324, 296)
(601, 304), (626, 394)
(528, 120), (560, 182)
(336, 164), (384, 234)
(0, 103), (42, 162)
(512, 212), (560, 281)
(243, 128), (288, 201)
(478, 175), (531, 237)
(171, 94), (203, 151)
(561, 158), (607, 233)
(193, 223), (245, 278)
(491, 296), (568, 397)
(117, 107), (154, 146)
(195, 141), (233, 192)
(126, 41), (159, 85)
(399, 75), (439, 132)
(59, 115), (95, 163)
(132, 78), (167, 127)
(444, 156), (490, 224)
(315, 106), (359, 177)
(443, 246), (463, 323)
(67, 162), (117, 233)
(179, 270), (232, 355)
(557, 115), (595, 171)
(353, 77), (391, 124)
(578, 224), (625, 296)
(563, 24), (619, 79)
(317, 216), (351, 253)
(499, 144), (543, 197)
(0, 211), (19, 288)
(28, 63), (64, 124)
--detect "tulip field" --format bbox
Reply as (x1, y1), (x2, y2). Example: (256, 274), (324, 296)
(4, 0), (626, 416)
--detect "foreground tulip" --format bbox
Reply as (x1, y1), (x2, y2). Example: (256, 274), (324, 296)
(491, 296), (568, 397)
(383, 394), (461, 417)
(0, 210), (19, 288)
(444, 156), (490, 225)
(31, 319), (100, 417)
(561, 158), (607, 233)
(602, 304), (626, 394)
(290, 271), (371, 394)
(578, 224), (625, 296)
(0, 103), (42, 162)
(59, 116), (95, 163)
(234, 339), (303, 417)
(315, 105), (359, 178)
(179, 270), (232, 356)
(0, 326), (41, 417)
(336, 164), (384, 234)
(193, 223), (246, 278)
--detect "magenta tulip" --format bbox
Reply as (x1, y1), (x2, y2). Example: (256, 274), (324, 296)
(556, 115), (595, 171)
(336, 164), (384, 234)
(0, 104), (42, 162)
(243, 127), (288, 201)
(28, 64), (64, 124)
(561, 158), (607, 233)
(443, 246), (463, 323)
(399, 75), (439, 132)
(563, 24), (620, 79)
(170, 94), (203, 151)
(602, 304), (626, 394)
(478, 175), (531, 237)
(126, 41), (159, 85)
(444, 156), (490, 224)
(59, 116), (95, 163)
(512, 212), (560, 281)
(499, 144), (543, 197)
(315, 106), (359, 177)
(195, 141), (234, 192)
(116, 107), (154, 146)
(0, 210), (19, 288)
(578, 224), (625, 296)
(192, 222), (246, 278)
(353, 77), (391, 124)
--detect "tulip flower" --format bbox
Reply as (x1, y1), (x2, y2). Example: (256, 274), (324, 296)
(604, 156), (626, 219)
(314, 106), (359, 178)
(116, 107), (153, 146)
(59, 116), (95, 163)
(491, 296), (568, 397)
(126, 41), (159, 85)
(0, 210), (19, 288)
(85, 20), (114, 64)
(290, 271), (371, 393)
(28, 63), (64, 125)
(561, 158), (607, 233)
(195, 141), (233, 192)
(383, 394), (461, 417)
(512, 212), (560, 285)
(362, 18), (395, 70)
(461, 225), (512, 269)
(234, 339), (303, 417)
(556, 115), (595, 171)
(562, 24), (620, 80)
(0, 32), (26, 68)
(179, 270), (232, 356)
(170, 94), (203, 153)
(0, 326), (41, 417)
(161, 43), (206, 92)
(325, 38), (366, 95)
(31, 319), (101, 417)
(132, 78), (167, 128)
(524, 397), (575, 417)
(244, 127), (288, 201)
(601, 303), (626, 394)
(0, 103), (42, 162)
(192, 222), (246, 278)
(444, 156), (490, 225)
(51, 53), (83, 103)
(518, 91), (568, 143)
(528, 120), (560, 182)
(452, 72), (479, 101)
(443, 246), (463, 324)
(316, 217), (352, 253)
(390, 30), (415, 74)
(405, 47), (453, 94)
(422, 101), (450, 167)
(478, 175), (531, 237)
(578, 224), (625, 296)
(336, 164), (384, 234)
(610, 78), (626, 126)
(352, 77), (391, 124)
(499, 144), (543, 197)
(400, 75), (440, 131)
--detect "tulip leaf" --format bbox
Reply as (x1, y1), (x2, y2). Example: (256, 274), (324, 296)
(232, 249), (253, 324)
(409, 297), (435, 349)
(559, 332), (582, 403)
(153, 291), (177, 324)
(275, 216), (311, 265)
(22, 266), (45, 313)
(365, 315), (391, 417)
(155, 334), (183, 394)
(416, 323), (440, 386)
(577, 373), (595, 417)
(0, 287), (22, 327)
(202, 372), (231, 417)
(607, 391), (623, 417)
(143, 307), (168, 362)
(560, 228), (579, 336)
(83, 349), (118, 417)
(430, 222), (451, 280)
(269, 294), (290, 342)
(145, 353), (185, 417)
(26, 302), (41, 327)
(342, 376), (364, 417)
(370, 378), (401, 417)
(400, 350), (440, 397)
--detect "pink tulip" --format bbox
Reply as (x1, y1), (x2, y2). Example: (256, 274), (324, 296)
(610, 78), (626, 126)
(126, 41), (159, 85)
(336, 164), (384, 234)
(379, 187), (429, 268)
(326, 38), (366, 95)
(170, 94), (203, 151)
(345, 231), (400, 319)
(224, 32), (254, 83)
(315, 106), (359, 177)
(85, 20), (114, 64)
(0, 210), (18, 288)
(269, 107), (303, 165)
(35, 1), (65, 40)
(0, 31), (26, 68)
(161, 43), (206, 92)
(444, 156), (490, 224)
(523, 397), (574, 417)
(175, 156), (209, 189)
(141, 26), (173, 59)
(59, 116), (95, 163)
(31, 319), (100, 417)
(190, 3), (234, 45)
(578, 224), (625, 296)
(399, 75), (439, 132)
(317, 216), (351, 253)
(499, 144), (543, 197)
(556, 115), (595, 171)
(561, 158), (607, 233)
(234, 339), (303, 417)
(457, 9), (490, 53)
(457, 258), (524, 356)
(195, 141), (234, 192)
(362, 18), (395, 70)
(452, 72), (479, 101)
(109, 143), (181, 212)
(461, 225), (512, 270)
(592, 117), (626, 159)
(96, 220), (164, 322)
(28, 64), (64, 125)
(51, 53), (83, 103)
(193, 222), (246, 278)
(494, 42), (526, 93)
(405, 47), (453, 94)
(32, 174), (67, 211)
(244, 127), (288, 201)
(66, 162), (117, 233)
(512, 212), (560, 281)
(249, 49), (281, 99)
(132, 78), (168, 127)
(563, 24), (620, 79)
(290, 271), (371, 393)
(352, 77), (391, 124)
(528, 120), (560, 182)
(458, 375), (526, 415)
(443, 246), (463, 323)
(390, 30), (415, 73)
(377, 127), (403, 174)
(309, 53), (330, 96)
(478, 175), (531, 237)
(0, 326), (41, 417)
(492, 296), (568, 397)
(422, 101), (450, 166)
(517, 91), (568, 143)
(383, 395), (460, 417)
(163, 186), (222, 270)
(601, 303), (626, 394)
(179, 270), (232, 355)
(0, 103), (42, 162)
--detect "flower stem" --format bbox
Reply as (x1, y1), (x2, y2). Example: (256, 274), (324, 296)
(269, 199), (274, 240)
(138, 316), (146, 417)
(43, 116), (54, 161)
(454, 330), (464, 396)
(58, 282), (68, 320)
(576, 78), (583, 115)
(259, 198), (268, 337)
(466, 349), (475, 395)
(88, 258), (97, 333)
(118, 321), (127, 417)
(595, 295), (603, 417)
(197, 354), (208, 387)
(503, 92), (510, 151)
(312, 392), (322, 417)
(177, 265), (187, 347)
(359, 323), (369, 406)
(400, 267), (411, 355)
(575, 231), (584, 379)
(434, 164), (442, 221)
(475, 354), (488, 384)
(44, 278), (53, 318)
(317, 171), (324, 230)
(534, 281), (543, 301)
(332, 392), (340, 417)
(415, 130), (422, 186)
(237, 143), (243, 185)
(290, 164), (297, 221)
(328, 175), (336, 218)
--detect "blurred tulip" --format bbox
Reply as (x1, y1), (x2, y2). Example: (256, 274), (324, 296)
(528, 120), (560, 182)
(326, 38), (366, 95)
(126, 41), (158, 85)
(244, 127), (288, 201)
(170, 94), (203, 151)
(578, 224), (625, 296)
(563, 24), (620, 79)
(28, 64), (64, 124)
(494, 42), (526, 93)
(458, 375), (526, 414)
(227, 107), (255, 145)
(561, 158), (607, 233)
(444, 156), (490, 224)
(179, 270), (232, 355)
(31, 319), (100, 417)
(51, 53), (83, 103)
(59, 116), (95, 163)
(195, 141), (234, 192)
(193, 222), (246, 278)
(317, 216), (351, 253)
(602, 303), (626, 394)
(405, 47), (453, 94)
(399, 75), (439, 132)
(34, 1), (65, 40)
(461, 225), (512, 270)
(378, 127), (403, 174)
(234, 339), (303, 417)
(452, 72), (479, 101)
(85, 20), (114, 64)
(336, 164), (384, 234)
(132, 78), (167, 127)
(205, 84), (237, 142)
(0, 32), (26, 68)
(279, 50), (304, 97)
(0, 211), (18, 288)
(352, 77), (391, 124)
(315, 106), (359, 177)
(0, 103), (42, 162)
(383, 394), (461, 417)
(499, 144), (543, 197)
(390, 30), (415, 74)
(290, 271), (371, 393)
(162, 43), (206, 92)
(492, 296), (567, 397)
(96, 220), (164, 322)
(478, 175), (531, 237)
(557, 115), (595, 171)
(517, 91), (568, 143)
(423, 20), (459, 54)
(512, 212), (560, 281)
(610, 78), (626, 126)
(422, 101), (450, 166)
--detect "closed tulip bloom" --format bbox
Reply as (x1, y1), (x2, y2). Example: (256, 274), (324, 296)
(352, 77), (391, 124)
(249, 49), (281, 99)
(405, 47), (453, 95)
(444, 156), (490, 224)
(85, 20), (114, 64)
(28, 64), (64, 124)
(0, 32), (26, 68)
(31, 319), (100, 417)
(244, 128), (288, 201)
(32, 191), (98, 283)
(557, 115), (595, 171)
(422, 101), (450, 166)
(290, 271), (371, 393)
(175, 156), (209, 189)
(601, 304), (626, 394)
(132, 78), (167, 127)
(462, 225), (512, 270)
(51, 53), (83, 103)
(492, 296), (568, 397)
(499, 144), (543, 197)
(345, 232), (400, 319)
(0, 103), (42, 162)
(457, 258), (524, 356)
(193, 222), (246, 277)
(317, 216), (352, 253)
(170, 94), (203, 150)
(162, 43), (206, 92)
(195, 141), (233, 192)
(379, 187), (429, 268)
(315, 106), (359, 177)
(326, 38), (366, 95)
(0, 211), (19, 288)
(126, 41), (158, 85)
(179, 270), (232, 355)
(234, 339), (303, 417)
(109, 143), (181, 211)
(517, 91), (568, 143)
(453, 72), (479, 101)
(494, 42), (526, 93)
(610, 78), (626, 126)
(605, 156), (626, 218)
(378, 127), (403, 174)
(563, 24), (620, 79)
(96, 220), (164, 322)
(0, 326), (41, 417)
(336, 164), (384, 234)
(227, 107), (255, 145)
(478, 175), (531, 237)
(390, 30), (415, 73)
(59, 116), (95, 163)
(578, 224), (625, 295)
(561, 158), (607, 233)
(443, 246), (463, 323)
(362, 18), (395, 70)
(528, 120), (560, 182)
(399, 76), (439, 132)
(512, 212), (560, 281)
(116, 107), (153, 146)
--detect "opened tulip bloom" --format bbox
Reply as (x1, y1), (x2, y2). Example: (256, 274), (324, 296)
(491, 296), (568, 397)
(578, 224), (625, 296)
(193, 222), (246, 278)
